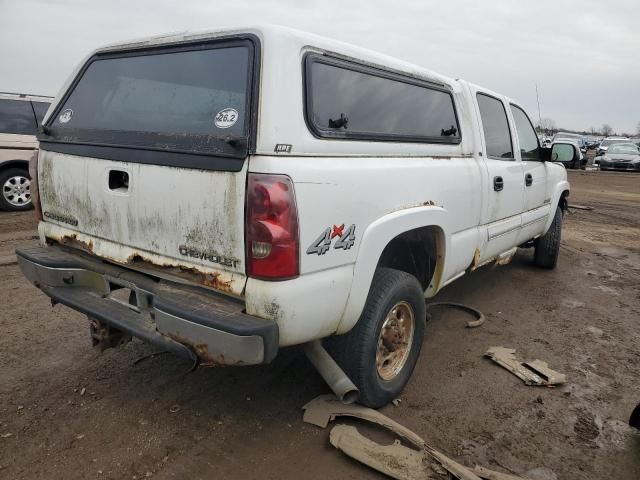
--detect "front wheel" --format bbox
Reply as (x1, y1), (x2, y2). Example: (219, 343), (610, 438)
(326, 268), (426, 408)
(534, 206), (562, 269)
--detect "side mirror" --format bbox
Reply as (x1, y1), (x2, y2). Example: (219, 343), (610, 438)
(550, 142), (578, 163)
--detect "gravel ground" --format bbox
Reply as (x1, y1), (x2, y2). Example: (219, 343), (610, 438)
(0, 170), (639, 480)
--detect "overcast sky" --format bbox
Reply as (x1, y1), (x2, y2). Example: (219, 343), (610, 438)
(1, 0), (638, 134)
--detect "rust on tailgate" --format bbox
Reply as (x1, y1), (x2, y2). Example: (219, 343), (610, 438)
(128, 254), (233, 293)
(45, 233), (234, 293)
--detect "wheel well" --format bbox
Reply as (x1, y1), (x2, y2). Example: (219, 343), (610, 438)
(0, 160), (29, 173)
(559, 190), (569, 213)
(376, 226), (444, 292)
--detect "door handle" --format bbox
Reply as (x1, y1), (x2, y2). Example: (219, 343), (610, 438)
(493, 176), (504, 192)
(108, 169), (129, 192)
(525, 173), (533, 187)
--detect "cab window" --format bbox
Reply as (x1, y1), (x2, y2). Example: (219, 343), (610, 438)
(510, 104), (540, 161)
(305, 55), (461, 144)
(476, 93), (513, 160)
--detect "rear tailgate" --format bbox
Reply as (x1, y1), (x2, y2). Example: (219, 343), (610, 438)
(36, 35), (259, 296)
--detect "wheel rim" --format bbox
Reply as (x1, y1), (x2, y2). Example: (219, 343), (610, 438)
(376, 301), (415, 381)
(2, 174), (31, 207)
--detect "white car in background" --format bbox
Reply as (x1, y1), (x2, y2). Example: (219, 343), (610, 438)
(0, 92), (52, 211)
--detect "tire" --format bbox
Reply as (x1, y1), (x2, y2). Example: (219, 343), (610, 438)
(0, 167), (33, 211)
(534, 206), (562, 269)
(326, 267), (426, 408)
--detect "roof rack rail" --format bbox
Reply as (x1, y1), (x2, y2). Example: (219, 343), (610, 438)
(0, 91), (54, 99)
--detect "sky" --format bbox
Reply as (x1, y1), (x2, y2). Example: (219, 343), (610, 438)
(1, 0), (639, 134)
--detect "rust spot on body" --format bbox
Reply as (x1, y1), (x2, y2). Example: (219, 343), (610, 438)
(48, 233), (94, 252)
(128, 254), (233, 292)
(468, 248), (482, 272)
(494, 253), (515, 267)
(165, 333), (234, 366)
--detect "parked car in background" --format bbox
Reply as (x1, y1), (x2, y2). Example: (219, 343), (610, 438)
(597, 137), (631, 156)
(0, 92), (52, 211)
(596, 143), (640, 171)
(552, 132), (587, 152)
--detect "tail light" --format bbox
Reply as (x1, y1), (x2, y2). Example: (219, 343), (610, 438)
(246, 173), (299, 280)
(29, 150), (42, 221)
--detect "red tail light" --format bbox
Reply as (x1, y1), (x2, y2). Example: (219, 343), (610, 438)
(246, 173), (299, 280)
(29, 150), (42, 221)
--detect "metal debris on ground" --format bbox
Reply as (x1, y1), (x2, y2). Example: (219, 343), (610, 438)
(303, 395), (528, 480)
(303, 395), (423, 445)
(484, 347), (566, 386)
(425, 302), (486, 328)
(567, 204), (593, 211)
(473, 465), (530, 480)
(329, 424), (429, 480)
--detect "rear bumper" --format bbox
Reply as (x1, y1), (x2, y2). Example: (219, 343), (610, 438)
(16, 245), (278, 365)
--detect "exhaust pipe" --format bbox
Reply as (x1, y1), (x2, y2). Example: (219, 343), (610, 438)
(304, 340), (359, 404)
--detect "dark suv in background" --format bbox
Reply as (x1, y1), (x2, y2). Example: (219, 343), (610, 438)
(0, 92), (52, 211)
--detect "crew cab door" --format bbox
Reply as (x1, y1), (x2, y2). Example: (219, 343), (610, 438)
(472, 89), (524, 262)
(508, 103), (550, 244)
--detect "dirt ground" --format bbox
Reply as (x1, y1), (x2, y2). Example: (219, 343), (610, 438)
(1, 171), (639, 480)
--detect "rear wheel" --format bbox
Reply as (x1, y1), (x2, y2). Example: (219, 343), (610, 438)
(0, 167), (32, 211)
(326, 268), (426, 408)
(534, 207), (562, 269)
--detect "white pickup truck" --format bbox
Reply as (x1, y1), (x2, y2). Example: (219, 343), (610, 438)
(17, 25), (571, 407)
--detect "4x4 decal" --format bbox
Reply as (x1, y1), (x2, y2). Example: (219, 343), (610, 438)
(306, 224), (356, 255)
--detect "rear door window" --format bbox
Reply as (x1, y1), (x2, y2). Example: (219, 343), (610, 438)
(510, 104), (540, 161)
(305, 56), (461, 143)
(476, 93), (513, 160)
(0, 99), (37, 135)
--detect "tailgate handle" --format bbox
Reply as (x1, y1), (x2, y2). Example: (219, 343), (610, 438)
(108, 170), (129, 192)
